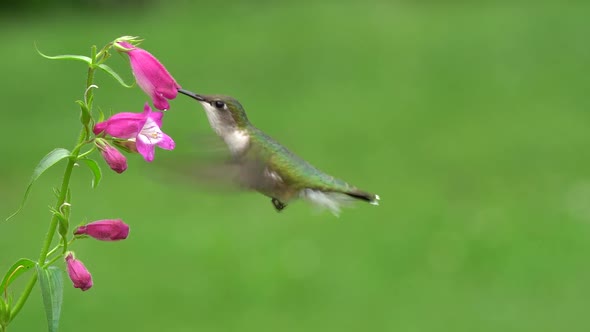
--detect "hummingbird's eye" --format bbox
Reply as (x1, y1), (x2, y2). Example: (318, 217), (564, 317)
(213, 100), (225, 109)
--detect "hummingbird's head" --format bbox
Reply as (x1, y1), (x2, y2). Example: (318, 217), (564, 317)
(178, 89), (250, 136)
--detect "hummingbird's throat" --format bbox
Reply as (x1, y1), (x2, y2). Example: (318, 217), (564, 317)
(222, 129), (250, 155)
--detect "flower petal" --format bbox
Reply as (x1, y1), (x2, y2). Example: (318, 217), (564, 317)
(108, 111), (149, 122)
(148, 109), (165, 128)
(156, 133), (175, 150)
(152, 94), (170, 111)
(95, 112), (147, 138)
(142, 102), (152, 114)
(136, 135), (156, 162)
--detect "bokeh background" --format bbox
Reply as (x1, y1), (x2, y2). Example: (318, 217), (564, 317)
(2, 1), (590, 331)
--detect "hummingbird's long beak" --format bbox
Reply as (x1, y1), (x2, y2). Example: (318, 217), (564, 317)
(178, 88), (206, 102)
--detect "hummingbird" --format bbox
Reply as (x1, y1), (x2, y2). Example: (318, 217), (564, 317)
(177, 89), (380, 215)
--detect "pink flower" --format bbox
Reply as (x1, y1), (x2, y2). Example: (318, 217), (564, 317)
(65, 253), (93, 291)
(93, 103), (175, 162)
(117, 41), (181, 110)
(98, 145), (127, 174)
(74, 219), (130, 241)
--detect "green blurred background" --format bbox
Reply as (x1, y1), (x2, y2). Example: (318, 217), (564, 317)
(2, 1), (590, 331)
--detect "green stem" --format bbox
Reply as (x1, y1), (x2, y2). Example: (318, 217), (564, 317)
(37, 159), (77, 264)
(45, 244), (61, 259)
(9, 56), (98, 325)
(45, 237), (77, 265)
(43, 254), (64, 269)
(77, 146), (97, 159)
(86, 46), (97, 106)
(10, 136), (84, 321)
(80, 45), (97, 140)
(9, 273), (37, 321)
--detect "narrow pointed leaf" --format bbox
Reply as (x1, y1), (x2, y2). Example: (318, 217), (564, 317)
(76, 100), (91, 126)
(35, 47), (92, 65)
(57, 188), (71, 238)
(75, 100), (85, 107)
(97, 64), (134, 88)
(0, 259), (36, 292)
(80, 158), (102, 189)
(55, 211), (68, 240)
(36, 265), (63, 332)
(6, 148), (71, 221)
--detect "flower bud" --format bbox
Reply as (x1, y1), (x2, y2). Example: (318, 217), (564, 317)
(99, 144), (128, 174)
(74, 219), (130, 241)
(65, 253), (93, 291)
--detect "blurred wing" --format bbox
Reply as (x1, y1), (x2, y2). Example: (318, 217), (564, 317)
(151, 133), (244, 193)
(152, 133), (280, 195)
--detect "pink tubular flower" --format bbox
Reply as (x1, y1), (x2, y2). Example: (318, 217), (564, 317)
(117, 41), (181, 110)
(93, 103), (175, 162)
(65, 253), (93, 291)
(74, 219), (130, 241)
(99, 145), (127, 174)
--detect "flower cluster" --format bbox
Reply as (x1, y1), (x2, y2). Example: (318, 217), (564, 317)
(94, 103), (175, 162)
(65, 38), (179, 291)
(1, 35), (192, 331)
(95, 38), (180, 171)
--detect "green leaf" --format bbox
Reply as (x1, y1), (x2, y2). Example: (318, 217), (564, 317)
(75, 100), (91, 127)
(55, 210), (68, 240)
(35, 45), (92, 65)
(97, 64), (134, 88)
(6, 148), (71, 221)
(36, 265), (63, 332)
(37, 52), (92, 64)
(80, 158), (102, 189)
(0, 259), (36, 292)
(74, 100), (86, 110)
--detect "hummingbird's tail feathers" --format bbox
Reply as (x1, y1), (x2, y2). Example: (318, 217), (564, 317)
(344, 190), (380, 206)
(299, 188), (380, 216)
(300, 189), (357, 217)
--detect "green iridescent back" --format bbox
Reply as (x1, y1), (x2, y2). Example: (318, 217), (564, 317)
(246, 126), (355, 193)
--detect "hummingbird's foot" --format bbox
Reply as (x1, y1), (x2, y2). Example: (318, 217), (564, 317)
(271, 198), (287, 212)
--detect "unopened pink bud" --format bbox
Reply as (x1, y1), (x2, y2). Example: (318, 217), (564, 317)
(65, 253), (93, 291)
(100, 145), (127, 174)
(74, 219), (130, 241)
